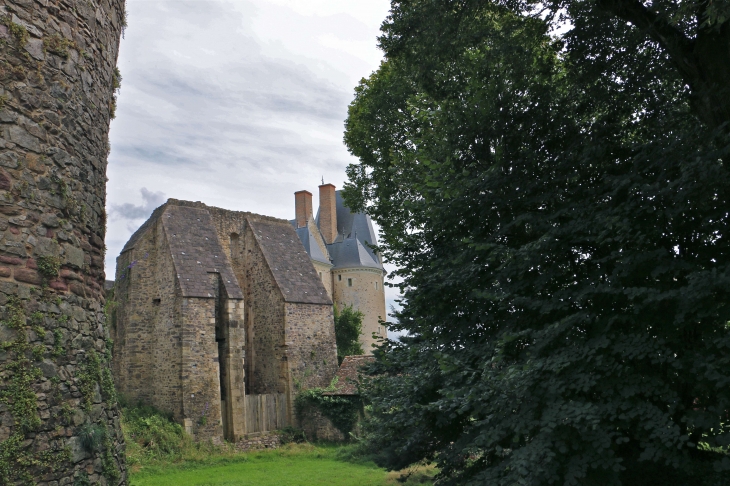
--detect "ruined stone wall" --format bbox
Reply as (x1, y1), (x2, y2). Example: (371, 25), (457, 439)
(180, 293), (224, 441)
(113, 220), (184, 418)
(333, 268), (387, 353)
(243, 222), (286, 395)
(0, 0), (126, 483)
(285, 302), (338, 390)
(216, 279), (246, 442)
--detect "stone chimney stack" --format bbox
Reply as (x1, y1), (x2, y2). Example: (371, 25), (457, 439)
(319, 183), (337, 244)
(295, 190), (313, 228)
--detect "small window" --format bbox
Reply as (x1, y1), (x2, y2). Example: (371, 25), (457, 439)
(153, 298), (161, 305)
(348, 278), (353, 287)
(374, 282), (378, 290)
(319, 272), (323, 278)
(338, 275), (342, 281)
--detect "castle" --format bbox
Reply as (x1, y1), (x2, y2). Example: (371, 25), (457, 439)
(292, 184), (387, 351)
(111, 185), (386, 442)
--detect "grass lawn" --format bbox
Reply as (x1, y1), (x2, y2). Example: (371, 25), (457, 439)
(129, 443), (435, 486)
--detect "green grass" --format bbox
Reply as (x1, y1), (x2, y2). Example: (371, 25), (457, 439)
(121, 401), (435, 486)
(129, 443), (436, 486)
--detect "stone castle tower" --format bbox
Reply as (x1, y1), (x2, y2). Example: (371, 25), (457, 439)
(292, 184), (387, 352)
(0, 0), (126, 484)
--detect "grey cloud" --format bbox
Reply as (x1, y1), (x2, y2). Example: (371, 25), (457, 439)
(112, 1), (351, 171)
(111, 188), (166, 221)
(106, 0), (387, 270)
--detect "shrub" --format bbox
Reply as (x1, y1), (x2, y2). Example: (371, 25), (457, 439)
(122, 403), (188, 465)
(295, 387), (362, 438)
(277, 426), (307, 444)
(78, 422), (104, 452)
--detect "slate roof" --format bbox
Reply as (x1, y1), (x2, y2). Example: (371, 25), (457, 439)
(121, 199), (329, 304)
(327, 236), (382, 271)
(323, 355), (375, 396)
(162, 205), (244, 299)
(309, 190), (384, 272)
(294, 225), (331, 265)
(249, 218), (331, 305)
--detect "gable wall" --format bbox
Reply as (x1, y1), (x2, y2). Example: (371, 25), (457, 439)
(113, 219), (184, 416)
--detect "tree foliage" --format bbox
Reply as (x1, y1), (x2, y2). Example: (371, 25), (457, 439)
(344, 1), (730, 485)
(335, 305), (365, 364)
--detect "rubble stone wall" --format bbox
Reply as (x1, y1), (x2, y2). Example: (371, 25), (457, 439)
(285, 302), (338, 391)
(0, 0), (127, 483)
(243, 222), (286, 396)
(113, 222), (184, 419)
(181, 293), (224, 441)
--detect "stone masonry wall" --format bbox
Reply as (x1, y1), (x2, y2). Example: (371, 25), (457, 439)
(333, 268), (387, 353)
(0, 0), (126, 484)
(243, 222), (286, 395)
(215, 276), (246, 442)
(181, 293), (224, 441)
(312, 260), (332, 299)
(114, 211), (247, 443)
(285, 302), (337, 391)
(114, 221), (184, 419)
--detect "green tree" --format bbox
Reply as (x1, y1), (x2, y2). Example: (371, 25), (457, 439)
(335, 305), (365, 364)
(344, 1), (730, 485)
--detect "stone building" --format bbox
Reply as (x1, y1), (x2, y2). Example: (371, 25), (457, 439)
(0, 0), (127, 484)
(112, 199), (338, 442)
(292, 184), (387, 352)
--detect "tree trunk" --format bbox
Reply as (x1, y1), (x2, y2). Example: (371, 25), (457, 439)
(690, 25), (730, 132)
(0, 0), (126, 484)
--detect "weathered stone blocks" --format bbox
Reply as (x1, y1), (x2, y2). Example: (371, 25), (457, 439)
(0, 0), (127, 484)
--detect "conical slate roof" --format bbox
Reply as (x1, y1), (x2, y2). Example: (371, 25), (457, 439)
(312, 191), (384, 272)
(327, 235), (382, 270)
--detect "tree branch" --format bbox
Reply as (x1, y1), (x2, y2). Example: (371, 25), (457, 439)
(595, 0), (701, 86)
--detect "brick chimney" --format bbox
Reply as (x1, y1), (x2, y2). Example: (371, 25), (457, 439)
(294, 190), (313, 228)
(319, 183), (337, 244)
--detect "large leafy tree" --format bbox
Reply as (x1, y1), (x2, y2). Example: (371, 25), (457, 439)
(344, 1), (730, 485)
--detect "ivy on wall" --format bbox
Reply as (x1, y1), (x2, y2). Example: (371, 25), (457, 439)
(295, 382), (363, 438)
(0, 297), (70, 484)
(0, 287), (120, 483)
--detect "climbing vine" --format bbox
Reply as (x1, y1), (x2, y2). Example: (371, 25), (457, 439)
(295, 380), (363, 438)
(77, 349), (102, 411)
(101, 430), (120, 482)
(0, 297), (70, 484)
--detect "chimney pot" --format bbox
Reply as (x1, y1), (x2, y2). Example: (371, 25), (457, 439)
(319, 183), (337, 244)
(294, 190), (313, 228)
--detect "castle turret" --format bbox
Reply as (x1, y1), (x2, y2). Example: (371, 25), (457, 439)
(293, 185), (387, 352)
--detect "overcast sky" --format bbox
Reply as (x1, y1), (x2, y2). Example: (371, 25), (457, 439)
(106, 0), (402, 328)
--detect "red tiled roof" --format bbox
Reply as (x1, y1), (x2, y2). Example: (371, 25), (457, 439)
(324, 355), (375, 396)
